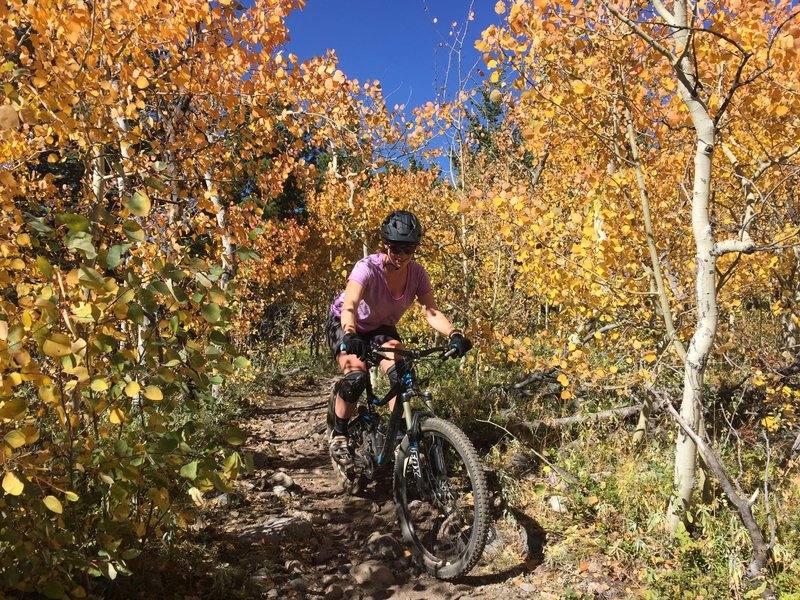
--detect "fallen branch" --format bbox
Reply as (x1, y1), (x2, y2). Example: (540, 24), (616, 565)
(665, 402), (774, 592)
(520, 404), (647, 429)
(510, 367), (559, 390)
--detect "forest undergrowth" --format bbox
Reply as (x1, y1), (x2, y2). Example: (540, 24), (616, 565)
(165, 339), (800, 599)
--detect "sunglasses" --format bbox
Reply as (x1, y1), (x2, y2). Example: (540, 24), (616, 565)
(387, 244), (417, 255)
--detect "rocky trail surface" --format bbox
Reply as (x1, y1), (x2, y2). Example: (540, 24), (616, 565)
(198, 378), (547, 600)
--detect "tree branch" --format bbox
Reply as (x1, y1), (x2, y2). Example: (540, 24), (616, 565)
(665, 402), (773, 582)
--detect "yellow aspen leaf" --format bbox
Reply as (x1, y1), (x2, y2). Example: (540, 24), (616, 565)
(644, 353), (657, 363)
(560, 389), (572, 400)
(495, 1), (506, 14)
(609, 366), (619, 374)
(572, 81), (590, 95)
(38, 384), (59, 405)
(135, 75), (149, 89)
(557, 373), (569, 386)
(43, 333), (73, 357)
(144, 385), (163, 401)
(489, 89), (503, 103)
(109, 408), (125, 424)
(124, 381), (141, 397)
(4, 430), (26, 448)
(775, 105), (789, 116)
(43, 495), (63, 514)
(22, 427), (39, 444)
(91, 379), (109, 392)
(2, 471), (24, 495)
(587, 495), (599, 505)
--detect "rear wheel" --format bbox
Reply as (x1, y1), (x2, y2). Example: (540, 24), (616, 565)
(393, 417), (490, 579)
(326, 383), (367, 495)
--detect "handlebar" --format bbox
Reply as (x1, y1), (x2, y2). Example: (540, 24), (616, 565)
(369, 344), (457, 364)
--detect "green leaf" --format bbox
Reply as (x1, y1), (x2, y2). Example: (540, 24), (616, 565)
(147, 280), (170, 295)
(127, 303), (144, 326)
(143, 176), (165, 191)
(201, 303), (221, 323)
(56, 213), (91, 232)
(122, 220), (145, 241)
(65, 491), (79, 502)
(25, 215), (53, 233)
(126, 190), (151, 216)
(78, 266), (105, 290)
(105, 243), (131, 269)
(36, 255), (53, 279)
(65, 231), (97, 260)
(41, 579), (66, 599)
(209, 331), (228, 346)
(224, 426), (246, 446)
(153, 160), (169, 172)
(235, 247), (261, 261)
(180, 461), (198, 480)
(210, 471), (232, 493)
(233, 356), (251, 369)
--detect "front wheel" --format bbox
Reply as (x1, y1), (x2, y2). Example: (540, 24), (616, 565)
(393, 418), (490, 579)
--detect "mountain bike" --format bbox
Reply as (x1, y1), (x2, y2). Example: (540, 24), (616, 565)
(326, 343), (490, 580)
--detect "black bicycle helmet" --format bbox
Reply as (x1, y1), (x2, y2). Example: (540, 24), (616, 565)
(380, 210), (423, 244)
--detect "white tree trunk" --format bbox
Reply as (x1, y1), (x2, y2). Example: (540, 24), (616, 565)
(665, 0), (718, 533)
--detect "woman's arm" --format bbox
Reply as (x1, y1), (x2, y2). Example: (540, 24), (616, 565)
(418, 291), (460, 337)
(340, 279), (364, 334)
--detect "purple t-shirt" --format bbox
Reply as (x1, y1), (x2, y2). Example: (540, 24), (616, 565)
(330, 253), (433, 332)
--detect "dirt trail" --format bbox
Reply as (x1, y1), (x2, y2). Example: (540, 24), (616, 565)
(205, 378), (545, 599)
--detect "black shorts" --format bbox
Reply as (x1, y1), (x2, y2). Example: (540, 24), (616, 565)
(325, 314), (402, 360)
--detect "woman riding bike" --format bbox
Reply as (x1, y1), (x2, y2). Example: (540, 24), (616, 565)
(325, 210), (472, 465)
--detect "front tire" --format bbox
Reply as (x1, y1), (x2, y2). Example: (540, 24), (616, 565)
(393, 418), (490, 579)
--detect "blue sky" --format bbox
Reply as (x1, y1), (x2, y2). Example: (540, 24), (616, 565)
(283, 1), (501, 110)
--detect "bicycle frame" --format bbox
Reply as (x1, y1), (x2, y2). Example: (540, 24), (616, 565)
(354, 345), (448, 470)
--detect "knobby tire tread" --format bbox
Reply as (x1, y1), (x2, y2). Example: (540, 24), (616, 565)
(393, 417), (490, 580)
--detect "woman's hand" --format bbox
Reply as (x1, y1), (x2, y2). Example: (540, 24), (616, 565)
(448, 333), (472, 358)
(340, 332), (368, 361)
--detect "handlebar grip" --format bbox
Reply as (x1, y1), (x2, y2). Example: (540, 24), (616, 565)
(443, 347), (458, 359)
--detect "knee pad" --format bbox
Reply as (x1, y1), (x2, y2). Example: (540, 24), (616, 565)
(339, 370), (368, 404)
(387, 359), (414, 389)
